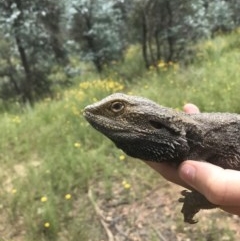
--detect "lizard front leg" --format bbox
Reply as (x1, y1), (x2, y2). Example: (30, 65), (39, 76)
(178, 190), (218, 224)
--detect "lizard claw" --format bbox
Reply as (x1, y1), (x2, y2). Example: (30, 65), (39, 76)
(181, 190), (191, 196)
(178, 190), (191, 202)
(184, 217), (198, 224)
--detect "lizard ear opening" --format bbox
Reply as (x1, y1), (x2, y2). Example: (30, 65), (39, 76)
(149, 120), (164, 129)
(149, 120), (181, 135)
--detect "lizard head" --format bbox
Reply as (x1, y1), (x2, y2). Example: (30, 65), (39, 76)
(83, 93), (190, 162)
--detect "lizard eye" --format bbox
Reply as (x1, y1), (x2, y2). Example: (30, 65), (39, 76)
(110, 101), (125, 113)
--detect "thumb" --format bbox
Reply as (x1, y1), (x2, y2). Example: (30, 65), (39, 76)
(183, 103), (200, 114)
(179, 160), (240, 206)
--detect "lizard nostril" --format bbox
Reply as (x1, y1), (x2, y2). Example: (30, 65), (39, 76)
(111, 101), (125, 113)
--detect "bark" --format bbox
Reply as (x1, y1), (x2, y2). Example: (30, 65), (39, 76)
(14, 0), (33, 103)
(165, 1), (174, 62)
(141, 10), (149, 69)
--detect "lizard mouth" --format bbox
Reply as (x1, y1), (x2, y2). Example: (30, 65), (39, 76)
(83, 111), (101, 129)
(82, 108), (92, 120)
(83, 109), (127, 134)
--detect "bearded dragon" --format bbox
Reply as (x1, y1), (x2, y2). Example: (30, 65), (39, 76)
(83, 93), (240, 223)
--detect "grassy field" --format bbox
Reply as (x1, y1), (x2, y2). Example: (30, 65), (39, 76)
(0, 32), (240, 240)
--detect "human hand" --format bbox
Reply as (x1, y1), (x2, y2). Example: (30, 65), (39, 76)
(179, 160), (240, 215)
(145, 103), (240, 216)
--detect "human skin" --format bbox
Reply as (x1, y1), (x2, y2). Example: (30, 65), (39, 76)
(145, 103), (240, 216)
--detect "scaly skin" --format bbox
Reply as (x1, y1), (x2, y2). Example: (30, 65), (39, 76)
(83, 93), (240, 223)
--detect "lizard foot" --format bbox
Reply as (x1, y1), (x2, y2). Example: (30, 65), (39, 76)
(178, 190), (199, 224)
(178, 190), (218, 224)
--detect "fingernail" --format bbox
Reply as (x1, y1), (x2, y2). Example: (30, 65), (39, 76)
(180, 163), (196, 183)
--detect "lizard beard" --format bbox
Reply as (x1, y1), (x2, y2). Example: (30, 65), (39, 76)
(113, 138), (182, 163)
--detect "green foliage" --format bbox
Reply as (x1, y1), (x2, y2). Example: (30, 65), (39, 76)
(126, 0), (240, 68)
(102, 45), (146, 81)
(69, 0), (126, 72)
(0, 76), (127, 240)
(0, 0), (67, 103)
(1, 0), (240, 103)
(133, 32), (240, 113)
(0, 30), (240, 240)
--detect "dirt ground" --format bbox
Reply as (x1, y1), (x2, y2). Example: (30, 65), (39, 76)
(91, 181), (240, 241)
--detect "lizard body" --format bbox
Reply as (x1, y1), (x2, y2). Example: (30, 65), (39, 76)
(83, 93), (240, 223)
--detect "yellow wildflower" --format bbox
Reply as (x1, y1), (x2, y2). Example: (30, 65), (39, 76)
(65, 194), (72, 200)
(119, 155), (126, 161)
(122, 180), (131, 189)
(74, 142), (81, 148)
(11, 188), (17, 194)
(41, 196), (48, 202)
(158, 61), (166, 68)
(79, 79), (124, 92)
(44, 222), (50, 228)
(11, 116), (21, 124)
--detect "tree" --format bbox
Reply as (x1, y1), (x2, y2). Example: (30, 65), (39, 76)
(69, 0), (126, 72)
(0, 0), (67, 103)
(127, 0), (240, 68)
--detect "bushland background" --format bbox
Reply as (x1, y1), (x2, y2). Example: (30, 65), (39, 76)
(0, 0), (240, 240)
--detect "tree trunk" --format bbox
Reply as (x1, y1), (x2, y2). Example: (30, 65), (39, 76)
(15, 35), (33, 103)
(6, 58), (22, 97)
(14, 0), (33, 103)
(81, 8), (103, 73)
(141, 10), (149, 69)
(165, 1), (174, 62)
(155, 30), (161, 61)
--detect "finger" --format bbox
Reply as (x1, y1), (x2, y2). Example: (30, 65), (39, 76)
(144, 161), (190, 189)
(183, 103), (200, 114)
(221, 206), (240, 216)
(179, 160), (240, 206)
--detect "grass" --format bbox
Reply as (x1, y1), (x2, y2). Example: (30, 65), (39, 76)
(0, 31), (240, 240)
(130, 33), (240, 113)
